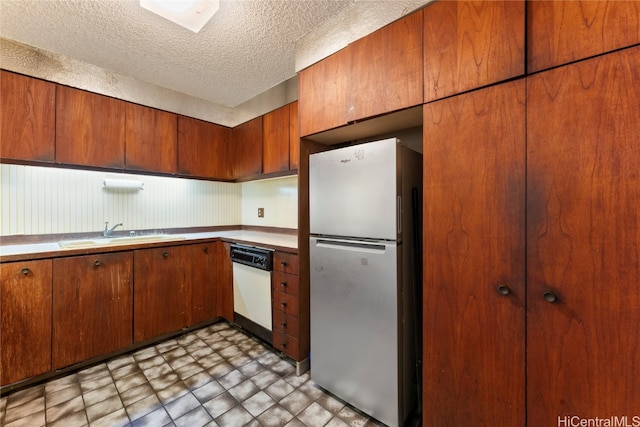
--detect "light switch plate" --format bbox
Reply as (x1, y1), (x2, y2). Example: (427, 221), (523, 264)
(258, 208), (264, 218)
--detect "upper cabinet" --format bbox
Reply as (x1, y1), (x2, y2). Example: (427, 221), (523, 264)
(299, 46), (351, 137)
(1, 71), (55, 163)
(56, 85), (126, 168)
(423, 0), (525, 103)
(348, 10), (423, 122)
(299, 11), (423, 138)
(527, 0), (640, 73)
(263, 104), (291, 174)
(125, 103), (177, 174)
(289, 101), (299, 171)
(178, 115), (232, 180)
(232, 116), (263, 179)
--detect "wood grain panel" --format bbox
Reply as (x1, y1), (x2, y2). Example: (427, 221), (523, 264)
(348, 11), (423, 121)
(178, 116), (232, 180)
(216, 242), (234, 322)
(190, 243), (217, 325)
(298, 47), (351, 137)
(528, 0), (640, 73)
(527, 46), (640, 425)
(423, 0), (525, 103)
(134, 246), (191, 342)
(0, 260), (52, 386)
(0, 71), (55, 162)
(125, 103), (177, 173)
(422, 81), (526, 427)
(232, 116), (262, 179)
(289, 101), (299, 171)
(263, 104), (290, 174)
(52, 252), (132, 369)
(56, 85), (126, 168)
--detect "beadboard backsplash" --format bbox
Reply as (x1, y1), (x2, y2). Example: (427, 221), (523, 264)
(0, 164), (298, 236)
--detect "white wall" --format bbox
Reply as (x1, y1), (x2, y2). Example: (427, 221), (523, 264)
(240, 176), (298, 229)
(0, 164), (297, 236)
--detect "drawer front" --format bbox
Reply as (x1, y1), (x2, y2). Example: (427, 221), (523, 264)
(273, 271), (299, 296)
(273, 329), (301, 360)
(273, 290), (299, 317)
(274, 252), (299, 275)
(273, 309), (299, 338)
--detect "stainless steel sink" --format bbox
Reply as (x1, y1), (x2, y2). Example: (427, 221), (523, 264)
(58, 234), (185, 249)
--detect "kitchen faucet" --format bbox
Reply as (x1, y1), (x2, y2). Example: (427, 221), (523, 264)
(103, 221), (123, 237)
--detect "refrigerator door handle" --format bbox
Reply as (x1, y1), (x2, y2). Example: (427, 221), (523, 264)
(315, 239), (387, 254)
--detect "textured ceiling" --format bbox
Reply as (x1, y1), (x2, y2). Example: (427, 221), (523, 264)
(0, 0), (355, 108)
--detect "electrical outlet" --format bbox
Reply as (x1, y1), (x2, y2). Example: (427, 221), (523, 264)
(258, 208), (264, 218)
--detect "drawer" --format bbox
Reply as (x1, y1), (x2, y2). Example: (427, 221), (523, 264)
(273, 290), (299, 317)
(273, 329), (301, 360)
(273, 309), (299, 338)
(273, 271), (299, 296)
(274, 252), (299, 275)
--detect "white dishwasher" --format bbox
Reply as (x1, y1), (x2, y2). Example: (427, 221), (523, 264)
(230, 243), (274, 343)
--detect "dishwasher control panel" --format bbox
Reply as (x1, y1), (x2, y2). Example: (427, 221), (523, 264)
(230, 243), (273, 271)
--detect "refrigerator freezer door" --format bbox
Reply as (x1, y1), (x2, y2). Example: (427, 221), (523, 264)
(310, 236), (401, 427)
(309, 138), (399, 240)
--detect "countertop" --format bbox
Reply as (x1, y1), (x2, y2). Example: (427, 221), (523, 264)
(0, 230), (298, 262)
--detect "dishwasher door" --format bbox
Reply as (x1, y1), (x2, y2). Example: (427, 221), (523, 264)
(232, 262), (272, 331)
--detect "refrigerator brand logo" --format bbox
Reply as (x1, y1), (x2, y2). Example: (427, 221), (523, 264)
(340, 159), (351, 164)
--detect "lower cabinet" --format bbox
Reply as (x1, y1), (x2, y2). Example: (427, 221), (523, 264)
(216, 242), (234, 322)
(0, 260), (52, 386)
(191, 243), (217, 324)
(133, 246), (192, 342)
(272, 251), (307, 361)
(52, 253), (133, 369)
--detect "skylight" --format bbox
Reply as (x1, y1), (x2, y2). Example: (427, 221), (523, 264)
(140, 0), (219, 33)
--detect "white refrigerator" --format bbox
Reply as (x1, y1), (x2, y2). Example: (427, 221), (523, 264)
(309, 138), (422, 427)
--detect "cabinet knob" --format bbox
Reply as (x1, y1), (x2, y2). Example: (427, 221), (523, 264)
(94, 260), (101, 267)
(497, 284), (510, 295)
(163, 252), (169, 258)
(203, 247), (209, 254)
(281, 342), (287, 348)
(21, 267), (30, 276)
(281, 321), (287, 328)
(543, 291), (558, 303)
(280, 302), (287, 308)
(280, 261), (287, 267)
(280, 281), (287, 288)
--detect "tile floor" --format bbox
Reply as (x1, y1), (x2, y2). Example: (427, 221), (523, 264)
(0, 322), (383, 427)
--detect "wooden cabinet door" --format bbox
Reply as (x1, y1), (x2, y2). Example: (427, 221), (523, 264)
(263, 104), (290, 174)
(423, 0), (525, 103)
(298, 46), (351, 137)
(52, 253), (132, 369)
(125, 103), (177, 174)
(422, 80), (526, 427)
(215, 242), (234, 321)
(526, 47), (640, 425)
(0, 71), (55, 162)
(528, 0), (640, 73)
(232, 116), (262, 179)
(348, 11), (423, 122)
(0, 260), (52, 386)
(134, 246), (192, 342)
(178, 116), (232, 180)
(289, 101), (299, 171)
(190, 243), (217, 325)
(56, 85), (126, 168)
